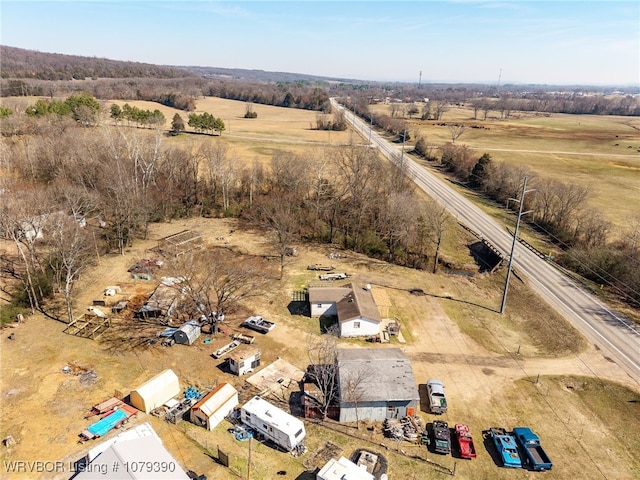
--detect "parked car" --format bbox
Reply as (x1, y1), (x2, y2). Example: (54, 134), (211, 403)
(426, 379), (447, 414)
(513, 427), (553, 471)
(489, 427), (522, 468)
(454, 424), (477, 459)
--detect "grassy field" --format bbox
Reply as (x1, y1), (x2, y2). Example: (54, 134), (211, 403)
(372, 103), (640, 236)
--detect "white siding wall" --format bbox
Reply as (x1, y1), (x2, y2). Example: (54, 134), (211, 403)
(340, 317), (380, 338)
(311, 302), (337, 317)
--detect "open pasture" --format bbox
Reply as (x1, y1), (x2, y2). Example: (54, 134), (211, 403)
(372, 102), (640, 233)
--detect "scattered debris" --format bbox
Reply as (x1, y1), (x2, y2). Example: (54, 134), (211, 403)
(7, 333), (15, 340)
(79, 370), (98, 387)
(383, 416), (423, 442)
(307, 264), (335, 271)
(2, 435), (16, 447)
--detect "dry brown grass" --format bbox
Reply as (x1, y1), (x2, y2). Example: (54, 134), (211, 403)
(373, 102), (640, 236)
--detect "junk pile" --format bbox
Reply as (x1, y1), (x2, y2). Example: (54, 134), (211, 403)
(165, 386), (202, 424)
(383, 416), (423, 442)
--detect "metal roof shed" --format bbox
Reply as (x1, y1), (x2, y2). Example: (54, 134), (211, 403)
(74, 433), (189, 479)
(174, 322), (201, 345)
(317, 456), (374, 480)
(190, 383), (239, 431)
(130, 369), (180, 414)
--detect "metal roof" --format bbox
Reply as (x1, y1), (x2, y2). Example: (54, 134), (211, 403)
(337, 348), (419, 403)
(191, 383), (238, 418)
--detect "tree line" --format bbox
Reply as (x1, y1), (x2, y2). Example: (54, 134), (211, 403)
(0, 114), (451, 325)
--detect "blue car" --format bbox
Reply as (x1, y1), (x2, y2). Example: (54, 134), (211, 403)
(489, 427), (522, 468)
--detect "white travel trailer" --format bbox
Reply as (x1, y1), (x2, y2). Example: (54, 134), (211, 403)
(240, 396), (306, 451)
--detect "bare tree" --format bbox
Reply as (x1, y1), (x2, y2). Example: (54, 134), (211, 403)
(253, 194), (300, 280)
(306, 325), (340, 420)
(46, 214), (94, 323)
(167, 247), (272, 332)
(340, 366), (367, 430)
(0, 189), (50, 312)
(448, 124), (466, 143)
(426, 203), (449, 273)
(432, 100), (450, 121)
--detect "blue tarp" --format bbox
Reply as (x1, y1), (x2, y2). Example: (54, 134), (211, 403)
(87, 408), (128, 437)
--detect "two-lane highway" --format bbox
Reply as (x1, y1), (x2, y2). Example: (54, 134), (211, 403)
(333, 99), (640, 387)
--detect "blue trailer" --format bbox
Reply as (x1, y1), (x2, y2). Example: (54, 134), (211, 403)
(513, 427), (553, 471)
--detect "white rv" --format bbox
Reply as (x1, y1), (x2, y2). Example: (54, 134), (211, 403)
(240, 396), (306, 451)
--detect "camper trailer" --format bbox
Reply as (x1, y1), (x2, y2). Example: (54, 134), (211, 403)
(240, 396), (306, 451)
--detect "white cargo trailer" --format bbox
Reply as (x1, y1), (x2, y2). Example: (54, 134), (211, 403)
(240, 396), (305, 451)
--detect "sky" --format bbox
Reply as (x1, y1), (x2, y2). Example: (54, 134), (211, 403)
(1, 1), (638, 86)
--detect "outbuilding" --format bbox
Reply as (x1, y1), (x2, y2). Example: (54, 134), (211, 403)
(174, 321), (201, 345)
(337, 348), (419, 423)
(190, 383), (238, 431)
(74, 423), (189, 479)
(129, 369), (180, 414)
(317, 456), (374, 480)
(228, 346), (261, 376)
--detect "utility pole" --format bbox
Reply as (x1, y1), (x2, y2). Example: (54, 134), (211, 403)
(246, 436), (252, 480)
(419, 70), (422, 89)
(500, 176), (534, 314)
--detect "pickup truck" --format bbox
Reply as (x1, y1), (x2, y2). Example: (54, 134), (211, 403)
(241, 315), (275, 334)
(489, 427), (522, 468)
(426, 379), (447, 414)
(513, 427), (553, 471)
(430, 420), (451, 455)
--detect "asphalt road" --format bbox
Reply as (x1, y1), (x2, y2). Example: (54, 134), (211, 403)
(332, 99), (640, 387)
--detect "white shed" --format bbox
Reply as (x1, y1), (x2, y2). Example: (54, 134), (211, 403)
(130, 369), (180, 414)
(229, 346), (261, 376)
(190, 383), (238, 431)
(317, 456), (374, 480)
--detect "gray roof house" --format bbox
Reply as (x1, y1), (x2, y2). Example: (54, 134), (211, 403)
(336, 347), (419, 423)
(308, 284), (381, 338)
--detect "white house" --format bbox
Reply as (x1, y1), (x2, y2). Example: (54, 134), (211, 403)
(190, 382), (238, 431)
(240, 396), (306, 451)
(308, 283), (381, 338)
(129, 369), (180, 414)
(317, 456), (374, 480)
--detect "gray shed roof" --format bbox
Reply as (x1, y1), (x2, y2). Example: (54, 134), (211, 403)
(308, 285), (352, 303)
(337, 348), (419, 403)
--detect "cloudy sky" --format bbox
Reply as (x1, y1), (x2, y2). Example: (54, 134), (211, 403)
(2, 1), (638, 86)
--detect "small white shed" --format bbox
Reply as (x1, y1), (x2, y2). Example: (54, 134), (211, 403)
(130, 369), (180, 414)
(229, 346), (261, 376)
(317, 456), (374, 480)
(190, 383), (239, 431)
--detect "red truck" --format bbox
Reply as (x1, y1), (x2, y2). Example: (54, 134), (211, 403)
(455, 424), (477, 459)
